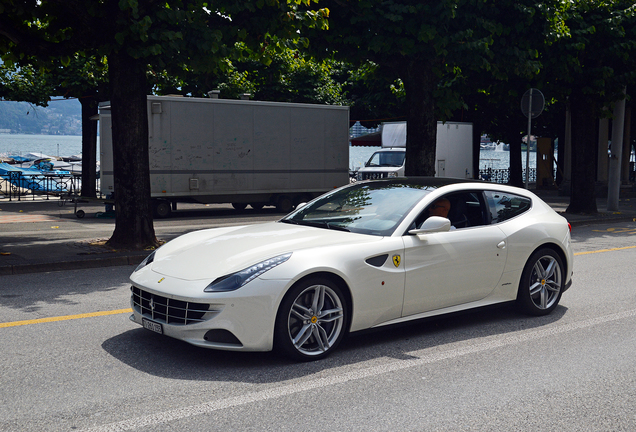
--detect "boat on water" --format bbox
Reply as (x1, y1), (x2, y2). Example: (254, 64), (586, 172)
(2, 151), (89, 174)
(480, 142), (497, 150)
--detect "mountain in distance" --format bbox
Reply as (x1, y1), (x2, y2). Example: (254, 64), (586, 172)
(0, 98), (82, 135)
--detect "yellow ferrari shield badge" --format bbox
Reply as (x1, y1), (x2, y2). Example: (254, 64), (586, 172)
(392, 255), (401, 268)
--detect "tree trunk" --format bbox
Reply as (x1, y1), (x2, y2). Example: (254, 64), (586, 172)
(79, 96), (98, 198)
(566, 92), (598, 214)
(106, 51), (158, 249)
(508, 137), (523, 187)
(403, 59), (436, 176)
(471, 120), (481, 180)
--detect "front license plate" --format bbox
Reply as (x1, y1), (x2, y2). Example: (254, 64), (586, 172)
(142, 318), (163, 334)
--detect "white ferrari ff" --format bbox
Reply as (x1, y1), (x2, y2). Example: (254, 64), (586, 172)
(130, 178), (573, 361)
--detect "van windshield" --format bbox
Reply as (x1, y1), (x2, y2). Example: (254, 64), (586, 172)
(365, 151), (405, 167)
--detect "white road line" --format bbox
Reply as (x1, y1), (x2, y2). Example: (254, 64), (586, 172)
(83, 309), (636, 432)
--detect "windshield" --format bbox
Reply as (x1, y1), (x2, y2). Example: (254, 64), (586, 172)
(282, 181), (435, 236)
(365, 151), (406, 168)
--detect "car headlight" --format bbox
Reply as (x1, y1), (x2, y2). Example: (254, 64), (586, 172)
(134, 250), (156, 272)
(204, 253), (292, 292)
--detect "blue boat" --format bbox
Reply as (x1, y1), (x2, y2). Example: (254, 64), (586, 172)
(0, 162), (68, 193)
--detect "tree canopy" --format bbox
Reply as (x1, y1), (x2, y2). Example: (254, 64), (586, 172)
(307, 0), (559, 178)
(1, 0), (328, 249)
(2, 0), (636, 228)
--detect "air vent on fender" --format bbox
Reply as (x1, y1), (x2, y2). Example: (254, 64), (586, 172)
(365, 254), (389, 267)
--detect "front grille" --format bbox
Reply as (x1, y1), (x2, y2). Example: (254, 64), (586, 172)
(131, 287), (210, 325)
(359, 172), (389, 181)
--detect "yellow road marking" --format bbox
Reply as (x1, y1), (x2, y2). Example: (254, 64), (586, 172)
(574, 245), (636, 256)
(0, 308), (132, 328)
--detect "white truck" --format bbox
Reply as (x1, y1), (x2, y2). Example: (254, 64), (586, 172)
(355, 121), (473, 180)
(99, 96), (350, 216)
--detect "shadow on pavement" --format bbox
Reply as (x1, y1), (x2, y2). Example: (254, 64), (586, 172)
(101, 303), (568, 384)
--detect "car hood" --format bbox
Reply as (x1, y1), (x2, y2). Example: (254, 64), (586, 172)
(150, 222), (380, 281)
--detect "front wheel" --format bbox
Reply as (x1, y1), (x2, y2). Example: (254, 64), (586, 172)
(153, 200), (172, 218)
(517, 248), (564, 316)
(275, 277), (348, 361)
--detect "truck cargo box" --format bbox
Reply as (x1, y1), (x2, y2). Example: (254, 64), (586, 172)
(99, 96), (350, 215)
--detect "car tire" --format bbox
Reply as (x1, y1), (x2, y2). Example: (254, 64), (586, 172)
(275, 277), (348, 361)
(153, 200), (172, 218)
(517, 248), (564, 316)
(276, 196), (293, 213)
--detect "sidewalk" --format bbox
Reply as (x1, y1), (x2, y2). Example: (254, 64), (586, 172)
(1, 189), (635, 276)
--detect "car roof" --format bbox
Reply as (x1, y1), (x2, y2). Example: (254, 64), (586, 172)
(355, 177), (537, 198)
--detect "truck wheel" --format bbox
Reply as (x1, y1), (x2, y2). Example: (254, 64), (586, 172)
(231, 203), (247, 211)
(250, 203), (264, 210)
(276, 196), (293, 213)
(293, 194), (312, 207)
(153, 200), (172, 218)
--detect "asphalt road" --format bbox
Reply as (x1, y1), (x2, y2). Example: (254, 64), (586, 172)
(1, 221), (635, 431)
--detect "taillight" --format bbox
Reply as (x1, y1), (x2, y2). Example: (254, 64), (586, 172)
(568, 223), (572, 232)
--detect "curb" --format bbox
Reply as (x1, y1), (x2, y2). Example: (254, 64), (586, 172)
(564, 215), (636, 227)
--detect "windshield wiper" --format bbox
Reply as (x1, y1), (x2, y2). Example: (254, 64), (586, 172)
(325, 222), (350, 232)
(282, 219), (349, 232)
(280, 219), (299, 225)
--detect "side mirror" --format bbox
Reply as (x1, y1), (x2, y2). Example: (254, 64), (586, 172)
(408, 216), (451, 235)
(295, 202), (307, 210)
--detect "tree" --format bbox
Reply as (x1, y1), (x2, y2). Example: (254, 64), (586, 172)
(0, 62), (55, 106)
(1, 0), (327, 249)
(1, 56), (108, 197)
(154, 45), (349, 106)
(306, 0), (564, 180)
(541, 0), (636, 213)
(53, 56), (109, 198)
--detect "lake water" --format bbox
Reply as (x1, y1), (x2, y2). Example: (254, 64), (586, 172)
(0, 134), (87, 159)
(1, 133), (534, 171)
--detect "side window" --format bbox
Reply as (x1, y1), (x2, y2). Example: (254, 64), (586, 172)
(410, 191), (488, 231)
(484, 191), (532, 223)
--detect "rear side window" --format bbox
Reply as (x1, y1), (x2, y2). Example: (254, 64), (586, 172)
(484, 191), (532, 223)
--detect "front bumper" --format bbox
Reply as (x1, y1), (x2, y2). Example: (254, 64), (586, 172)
(128, 270), (291, 352)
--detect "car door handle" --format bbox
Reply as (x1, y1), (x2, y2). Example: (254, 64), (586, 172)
(497, 241), (506, 249)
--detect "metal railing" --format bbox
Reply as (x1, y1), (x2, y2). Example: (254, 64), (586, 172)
(0, 172), (84, 201)
(479, 168), (537, 184)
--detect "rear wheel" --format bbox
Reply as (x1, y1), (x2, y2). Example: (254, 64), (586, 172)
(250, 203), (264, 210)
(276, 195), (293, 213)
(517, 248), (564, 316)
(231, 202), (247, 211)
(275, 277), (348, 361)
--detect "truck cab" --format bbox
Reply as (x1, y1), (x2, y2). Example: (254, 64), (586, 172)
(356, 148), (406, 180)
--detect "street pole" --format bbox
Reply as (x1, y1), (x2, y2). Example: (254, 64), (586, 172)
(525, 89), (533, 189)
(607, 88), (626, 211)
